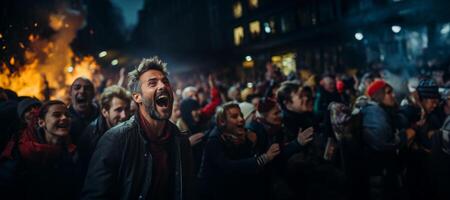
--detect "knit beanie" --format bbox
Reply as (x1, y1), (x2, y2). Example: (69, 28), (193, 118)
(366, 80), (387, 97)
(416, 79), (440, 100)
(17, 97), (41, 119)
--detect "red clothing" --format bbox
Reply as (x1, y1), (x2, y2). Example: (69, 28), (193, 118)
(138, 112), (172, 200)
(200, 86), (221, 118)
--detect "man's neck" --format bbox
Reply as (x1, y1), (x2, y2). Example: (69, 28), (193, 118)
(139, 108), (166, 137)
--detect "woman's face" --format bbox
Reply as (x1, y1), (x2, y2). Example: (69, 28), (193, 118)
(39, 104), (71, 138)
(265, 105), (282, 126)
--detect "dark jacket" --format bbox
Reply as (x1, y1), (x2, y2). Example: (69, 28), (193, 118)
(68, 105), (99, 145)
(78, 115), (109, 176)
(197, 127), (264, 200)
(81, 113), (194, 200)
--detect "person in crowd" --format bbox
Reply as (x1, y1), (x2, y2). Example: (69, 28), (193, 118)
(0, 100), (82, 200)
(361, 80), (405, 200)
(0, 88), (20, 152)
(402, 79), (443, 200)
(181, 74), (221, 119)
(16, 97), (42, 128)
(176, 98), (208, 174)
(198, 102), (280, 200)
(68, 77), (99, 145)
(431, 116), (450, 200)
(277, 81), (315, 137)
(78, 85), (131, 173)
(314, 74), (343, 122)
(82, 57), (194, 200)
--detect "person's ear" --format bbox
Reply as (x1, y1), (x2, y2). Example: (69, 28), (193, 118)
(133, 93), (142, 104)
(101, 108), (109, 118)
(38, 118), (45, 128)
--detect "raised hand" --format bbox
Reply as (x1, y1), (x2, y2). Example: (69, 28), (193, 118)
(297, 127), (314, 146)
(266, 143), (281, 161)
(189, 132), (205, 146)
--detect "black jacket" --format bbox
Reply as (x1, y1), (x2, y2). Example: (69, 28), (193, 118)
(68, 105), (99, 145)
(78, 115), (108, 176)
(81, 113), (194, 200)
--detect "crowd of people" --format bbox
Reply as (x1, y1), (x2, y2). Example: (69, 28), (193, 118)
(0, 56), (449, 200)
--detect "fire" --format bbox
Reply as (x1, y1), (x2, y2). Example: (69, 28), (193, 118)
(0, 7), (100, 102)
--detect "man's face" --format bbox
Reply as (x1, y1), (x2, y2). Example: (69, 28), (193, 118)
(39, 104), (71, 138)
(70, 78), (94, 113)
(102, 97), (130, 129)
(287, 88), (312, 113)
(382, 87), (397, 107)
(191, 108), (201, 123)
(136, 70), (173, 120)
(322, 77), (336, 93)
(23, 106), (39, 126)
(421, 98), (439, 114)
(223, 107), (245, 137)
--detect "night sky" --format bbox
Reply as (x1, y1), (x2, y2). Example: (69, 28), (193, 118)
(111, 0), (143, 27)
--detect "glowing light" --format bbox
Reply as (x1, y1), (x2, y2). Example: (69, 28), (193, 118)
(111, 59), (119, 66)
(245, 56), (252, 61)
(354, 32), (364, 40)
(264, 22), (271, 33)
(0, 33), (3, 39)
(67, 66), (74, 73)
(441, 24), (450, 34)
(391, 25), (401, 33)
(247, 82), (253, 88)
(98, 51), (107, 58)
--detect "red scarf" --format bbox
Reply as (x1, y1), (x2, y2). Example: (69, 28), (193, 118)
(1, 125), (76, 166)
(138, 112), (171, 200)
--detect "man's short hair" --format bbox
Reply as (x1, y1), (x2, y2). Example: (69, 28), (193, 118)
(100, 85), (131, 111)
(277, 81), (301, 107)
(182, 86), (198, 99)
(128, 57), (168, 94)
(215, 102), (240, 130)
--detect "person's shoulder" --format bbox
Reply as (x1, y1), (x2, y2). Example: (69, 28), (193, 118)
(103, 116), (137, 139)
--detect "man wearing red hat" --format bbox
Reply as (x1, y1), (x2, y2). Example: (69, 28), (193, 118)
(361, 79), (404, 199)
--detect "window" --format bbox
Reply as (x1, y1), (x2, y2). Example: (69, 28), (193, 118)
(233, 2), (243, 18)
(263, 18), (276, 34)
(271, 52), (296, 75)
(233, 26), (244, 46)
(249, 21), (261, 38)
(248, 0), (258, 9)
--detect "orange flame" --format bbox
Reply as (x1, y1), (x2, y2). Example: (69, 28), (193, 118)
(0, 9), (100, 102)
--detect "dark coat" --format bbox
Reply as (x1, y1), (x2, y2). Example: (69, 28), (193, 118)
(197, 127), (263, 200)
(68, 105), (99, 145)
(78, 115), (109, 176)
(81, 113), (194, 200)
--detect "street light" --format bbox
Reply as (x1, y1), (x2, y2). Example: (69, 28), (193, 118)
(98, 51), (107, 58)
(245, 56), (252, 61)
(354, 32), (364, 41)
(391, 25), (401, 33)
(111, 59), (119, 66)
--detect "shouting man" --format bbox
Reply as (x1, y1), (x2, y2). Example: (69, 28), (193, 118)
(82, 57), (193, 200)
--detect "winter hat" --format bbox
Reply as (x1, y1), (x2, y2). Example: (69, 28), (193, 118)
(366, 80), (387, 97)
(17, 97), (41, 119)
(239, 102), (255, 121)
(416, 79), (440, 99)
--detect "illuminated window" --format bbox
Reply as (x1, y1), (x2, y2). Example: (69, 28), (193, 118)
(248, 0), (258, 9)
(233, 26), (244, 46)
(263, 18), (276, 34)
(233, 2), (243, 18)
(271, 52), (296, 75)
(249, 21), (261, 38)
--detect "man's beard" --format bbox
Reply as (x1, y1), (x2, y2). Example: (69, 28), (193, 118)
(142, 90), (173, 121)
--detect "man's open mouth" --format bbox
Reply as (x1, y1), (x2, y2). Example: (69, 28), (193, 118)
(155, 93), (170, 107)
(76, 96), (88, 104)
